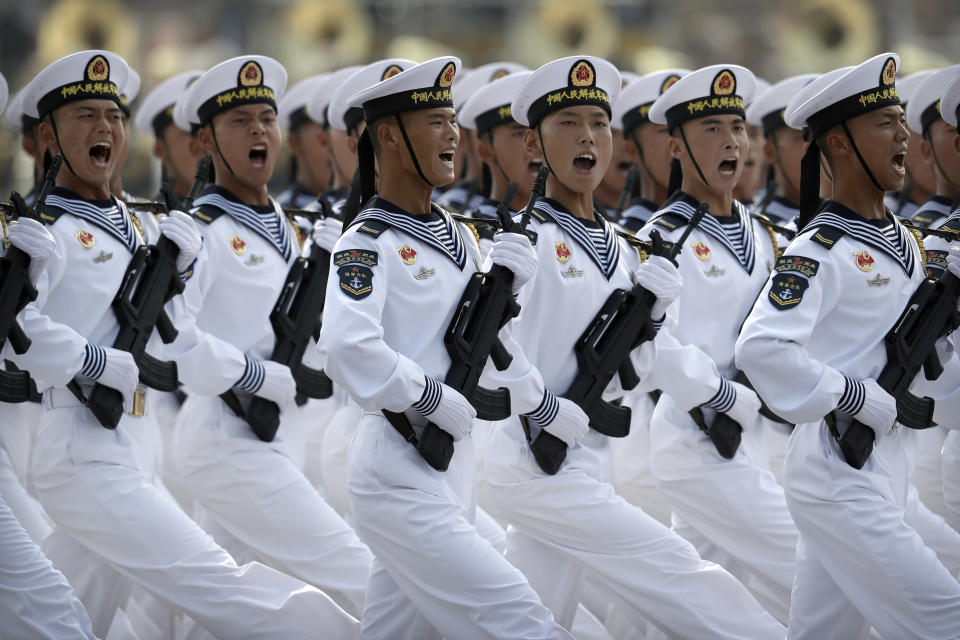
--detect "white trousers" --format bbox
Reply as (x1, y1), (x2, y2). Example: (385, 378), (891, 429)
(650, 396), (798, 618)
(945, 430), (960, 533)
(32, 402), (358, 639)
(784, 420), (960, 640)
(486, 421), (786, 639)
(174, 394), (372, 618)
(911, 425), (950, 519)
(611, 391), (672, 526)
(348, 413), (571, 640)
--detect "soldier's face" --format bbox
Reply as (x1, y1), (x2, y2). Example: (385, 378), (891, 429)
(398, 108), (459, 187)
(846, 105), (909, 191)
(670, 114), (748, 194)
(535, 106), (613, 194)
(488, 122), (542, 193)
(734, 123), (766, 200)
(600, 127), (632, 194)
(923, 119), (960, 189)
(41, 99), (125, 187)
(157, 124), (201, 188)
(768, 127), (806, 195)
(633, 122), (672, 189)
(207, 104), (281, 187)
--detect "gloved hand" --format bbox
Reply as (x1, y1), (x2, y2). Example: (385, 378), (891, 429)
(7, 218), (55, 285)
(633, 255), (683, 320)
(413, 377), (476, 441)
(312, 217), (344, 253)
(527, 391), (589, 448)
(948, 245), (960, 280)
(723, 380), (761, 430)
(854, 378), (897, 433)
(158, 210), (202, 273)
(97, 347), (140, 413)
(255, 360), (297, 410)
(491, 232), (538, 294)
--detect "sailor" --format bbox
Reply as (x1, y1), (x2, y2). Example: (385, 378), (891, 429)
(318, 55), (574, 639)
(9, 49), (355, 638)
(734, 77), (771, 206)
(277, 73), (334, 209)
(737, 52), (960, 639)
(109, 68), (139, 200)
(904, 65), (960, 228)
(611, 69), (690, 234)
(886, 70), (938, 219)
(483, 55), (785, 638)
(5, 84), (49, 208)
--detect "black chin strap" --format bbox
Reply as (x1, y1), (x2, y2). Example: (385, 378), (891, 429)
(841, 122), (883, 192)
(207, 122), (237, 179)
(535, 123), (557, 180)
(678, 124), (711, 190)
(485, 131), (513, 191)
(49, 114), (80, 179)
(628, 130), (666, 197)
(797, 139), (822, 231)
(394, 114), (435, 189)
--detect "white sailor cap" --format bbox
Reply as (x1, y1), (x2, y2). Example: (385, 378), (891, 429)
(619, 71), (640, 88)
(511, 55), (621, 128)
(458, 71), (532, 135)
(451, 61), (528, 115)
(612, 69), (690, 133)
(118, 67), (140, 117)
(304, 66), (360, 130)
(648, 64), (755, 131)
(785, 53), (899, 138)
(23, 50), (131, 119)
(348, 56), (460, 123)
(906, 65), (960, 134)
(133, 70), (203, 137)
(180, 55), (287, 127)
(746, 74), (818, 136)
(896, 70), (937, 110)
(750, 78), (771, 106)
(782, 67), (852, 137)
(329, 59), (415, 133)
(0, 74), (8, 119)
(3, 86), (34, 131)
(941, 71), (960, 128)
(278, 73), (330, 130)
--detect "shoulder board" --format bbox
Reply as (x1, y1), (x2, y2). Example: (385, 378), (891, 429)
(912, 211), (941, 227)
(353, 219), (390, 238)
(190, 205), (226, 225)
(809, 225), (845, 250)
(36, 203), (67, 225)
(651, 212), (689, 231)
(619, 217), (645, 233)
(940, 216), (960, 234)
(529, 207), (551, 223)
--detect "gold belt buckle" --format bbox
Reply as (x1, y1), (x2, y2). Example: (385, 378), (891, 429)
(129, 387), (147, 417)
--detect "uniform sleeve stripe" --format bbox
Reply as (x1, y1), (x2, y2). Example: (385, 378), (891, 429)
(235, 356), (265, 394)
(78, 343), (107, 380)
(705, 377), (736, 414)
(412, 376), (443, 416)
(525, 389), (560, 427)
(837, 376), (866, 415)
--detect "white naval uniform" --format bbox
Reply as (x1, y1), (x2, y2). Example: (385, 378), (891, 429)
(617, 197), (658, 233)
(163, 185), (372, 618)
(484, 197), (785, 639)
(736, 201), (960, 639)
(318, 196), (571, 640)
(635, 192), (798, 621)
(8, 187), (356, 639)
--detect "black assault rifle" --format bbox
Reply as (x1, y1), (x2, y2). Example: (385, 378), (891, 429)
(82, 156), (212, 428)
(0, 155), (63, 402)
(527, 201), (708, 475)
(384, 167), (549, 471)
(222, 198), (337, 442)
(836, 268), (960, 469)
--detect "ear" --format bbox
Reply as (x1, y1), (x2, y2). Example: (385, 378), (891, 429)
(522, 128), (540, 157)
(667, 134), (683, 160)
(476, 133), (495, 164)
(953, 132), (960, 155)
(824, 129), (849, 158)
(346, 134), (359, 155)
(623, 134), (641, 163)
(376, 120), (399, 153)
(314, 127), (330, 150)
(38, 119), (59, 154)
(188, 135), (204, 159)
(762, 138), (777, 166)
(918, 137), (934, 165)
(287, 129), (301, 155)
(196, 126), (217, 155)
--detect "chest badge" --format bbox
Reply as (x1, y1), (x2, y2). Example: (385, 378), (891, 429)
(93, 250), (113, 263)
(413, 266), (436, 280)
(867, 273), (890, 287)
(397, 244), (417, 265)
(245, 254), (264, 267)
(703, 265), (725, 277)
(854, 250), (874, 272)
(229, 235), (246, 256)
(560, 265), (584, 278)
(691, 240), (710, 261)
(75, 229), (95, 249)
(555, 241), (571, 263)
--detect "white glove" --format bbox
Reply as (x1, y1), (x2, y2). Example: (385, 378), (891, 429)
(491, 232), (538, 294)
(948, 245), (960, 279)
(97, 347), (140, 413)
(723, 380), (761, 430)
(7, 218), (55, 285)
(311, 217), (344, 253)
(413, 378), (476, 441)
(255, 360), (297, 410)
(853, 378), (897, 433)
(633, 255), (683, 320)
(158, 210), (202, 273)
(529, 392), (589, 448)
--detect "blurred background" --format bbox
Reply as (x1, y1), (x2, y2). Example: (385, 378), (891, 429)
(1, 0), (958, 198)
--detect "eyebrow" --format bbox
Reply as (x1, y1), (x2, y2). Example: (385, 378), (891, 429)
(75, 105), (120, 114)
